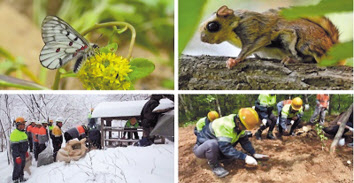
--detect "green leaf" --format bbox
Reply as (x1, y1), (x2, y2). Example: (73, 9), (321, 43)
(319, 41), (353, 66)
(178, 0), (207, 56)
(0, 47), (15, 61)
(281, 0), (353, 19)
(128, 58), (155, 82)
(99, 43), (118, 53)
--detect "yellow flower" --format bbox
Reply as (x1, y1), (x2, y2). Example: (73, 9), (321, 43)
(77, 52), (133, 90)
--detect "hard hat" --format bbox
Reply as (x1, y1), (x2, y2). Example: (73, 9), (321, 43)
(238, 108), (260, 130)
(91, 108), (94, 112)
(15, 117), (26, 124)
(291, 97), (303, 111)
(56, 118), (64, 123)
(49, 119), (53, 123)
(41, 120), (48, 124)
(207, 111), (220, 122)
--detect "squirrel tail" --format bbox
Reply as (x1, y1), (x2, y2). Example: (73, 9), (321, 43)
(303, 17), (339, 44)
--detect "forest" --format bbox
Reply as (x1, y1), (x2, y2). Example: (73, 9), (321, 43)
(179, 94), (353, 125)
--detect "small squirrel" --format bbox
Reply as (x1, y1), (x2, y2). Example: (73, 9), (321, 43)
(200, 5), (341, 69)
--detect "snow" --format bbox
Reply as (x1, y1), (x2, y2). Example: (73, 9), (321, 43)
(92, 99), (174, 118)
(0, 144), (174, 183)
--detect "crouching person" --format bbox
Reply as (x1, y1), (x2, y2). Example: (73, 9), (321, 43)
(10, 117), (29, 183)
(64, 125), (89, 142)
(193, 108), (268, 178)
(278, 97), (304, 137)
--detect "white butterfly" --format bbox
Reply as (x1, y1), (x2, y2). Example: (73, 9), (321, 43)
(40, 16), (98, 73)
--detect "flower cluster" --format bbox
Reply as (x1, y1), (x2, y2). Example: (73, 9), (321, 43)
(77, 53), (133, 90)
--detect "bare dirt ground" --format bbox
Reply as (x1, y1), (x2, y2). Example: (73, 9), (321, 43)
(179, 125), (353, 183)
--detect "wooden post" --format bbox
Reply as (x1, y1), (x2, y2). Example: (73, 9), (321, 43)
(100, 118), (104, 149)
(330, 104), (353, 154)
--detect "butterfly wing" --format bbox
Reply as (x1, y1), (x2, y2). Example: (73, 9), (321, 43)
(40, 16), (93, 72)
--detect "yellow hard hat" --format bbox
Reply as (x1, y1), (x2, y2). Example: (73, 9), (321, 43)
(291, 97), (303, 111)
(238, 108), (260, 130)
(49, 120), (53, 123)
(207, 111), (220, 122)
(15, 117), (26, 124)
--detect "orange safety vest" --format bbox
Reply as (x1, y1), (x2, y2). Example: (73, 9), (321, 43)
(32, 127), (39, 142)
(26, 125), (33, 133)
(317, 94), (329, 108)
(77, 125), (85, 135)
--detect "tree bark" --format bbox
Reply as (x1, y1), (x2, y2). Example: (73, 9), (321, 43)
(330, 104), (353, 154)
(179, 55), (353, 90)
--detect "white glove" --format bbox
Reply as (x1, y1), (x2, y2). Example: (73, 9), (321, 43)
(290, 120), (294, 125)
(245, 155), (257, 165)
(253, 153), (269, 159)
(262, 119), (267, 126)
(304, 104), (310, 111)
(348, 127), (353, 132)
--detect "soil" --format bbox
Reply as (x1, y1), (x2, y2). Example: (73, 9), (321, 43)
(179, 125), (353, 183)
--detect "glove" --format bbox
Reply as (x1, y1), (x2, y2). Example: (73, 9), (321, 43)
(290, 120), (295, 125)
(45, 142), (49, 146)
(245, 155), (257, 165)
(253, 153), (269, 159)
(348, 127), (353, 132)
(15, 157), (22, 164)
(304, 104), (310, 111)
(262, 119), (267, 126)
(25, 152), (29, 158)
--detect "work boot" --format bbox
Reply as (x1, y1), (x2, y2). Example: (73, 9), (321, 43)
(13, 179), (20, 183)
(208, 161), (229, 178)
(266, 131), (276, 140)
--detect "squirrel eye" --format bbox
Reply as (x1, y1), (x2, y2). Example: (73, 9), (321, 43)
(207, 21), (220, 32)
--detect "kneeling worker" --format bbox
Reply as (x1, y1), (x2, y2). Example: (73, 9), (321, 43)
(278, 97), (304, 137)
(193, 108), (269, 178)
(194, 111), (220, 136)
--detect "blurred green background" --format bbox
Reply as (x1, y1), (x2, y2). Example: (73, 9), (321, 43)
(0, 0), (174, 90)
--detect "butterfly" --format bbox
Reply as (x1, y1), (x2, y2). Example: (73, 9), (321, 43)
(39, 16), (98, 73)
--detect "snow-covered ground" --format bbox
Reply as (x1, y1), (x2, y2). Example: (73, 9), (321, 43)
(0, 144), (174, 183)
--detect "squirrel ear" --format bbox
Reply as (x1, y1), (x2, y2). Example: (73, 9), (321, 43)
(217, 5), (234, 17)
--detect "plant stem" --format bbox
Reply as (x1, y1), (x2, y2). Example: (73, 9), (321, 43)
(81, 22), (136, 59)
(52, 70), (61, 90)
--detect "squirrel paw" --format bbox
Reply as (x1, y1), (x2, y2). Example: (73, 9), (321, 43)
(226, 58), (241, 69)
(281, 57), (298, 65)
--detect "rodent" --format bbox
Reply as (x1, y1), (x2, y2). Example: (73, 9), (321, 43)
(200, 5), (341, 69)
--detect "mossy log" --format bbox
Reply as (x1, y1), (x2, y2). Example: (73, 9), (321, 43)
(179, 55), (353, 90)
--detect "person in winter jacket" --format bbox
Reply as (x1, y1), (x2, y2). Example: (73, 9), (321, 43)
(32, 122), (41, 161)
(51, 119), (63, 161)
(10, 117), (29, 182)
(194, 108), (268, 178)
(278, 97), (304, 137)
(25, 121), (35, 152)
(254, 94), (277, 140)
(64, 125), (89, 142)
(38, 121), (49, 155)
(323, 110), (353, 137)
(139, 95), (163, 146)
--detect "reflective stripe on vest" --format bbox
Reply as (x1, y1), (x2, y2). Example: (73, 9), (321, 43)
(10, 129), (28, 143)
(211, 114), (245, 144)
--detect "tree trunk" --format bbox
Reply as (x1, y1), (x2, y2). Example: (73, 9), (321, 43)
(214, 95), (222, 117)
(179, 55), (353, 90)
(330, 104), (353, 154)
